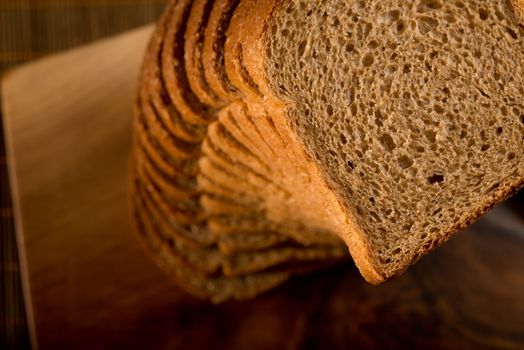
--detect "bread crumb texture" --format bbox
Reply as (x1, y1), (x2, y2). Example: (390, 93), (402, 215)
(267, 0), (524, 277)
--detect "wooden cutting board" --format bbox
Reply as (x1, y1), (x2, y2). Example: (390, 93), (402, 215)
(2, 25), (524, 350)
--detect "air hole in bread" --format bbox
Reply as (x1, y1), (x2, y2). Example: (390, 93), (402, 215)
(478, 8), (489, 21)
(434, 104), (444, 113)
(425, 129), (437, 142)
(397, 155), (413, 170)
(418, 16), (439, 35)
(506, 27), (518, 40)
(327, 105), (334, 116)
(374, 111), (384, 127)
(297, 41), (307, 57)
(380, 257), (392, 264)
(379, 133), (396, 151)
(383, 10), (400, 24)
(418, 0), (443, 13)
(396, 20), (407, 34)
(368, 40), (380, 50)
(428, 174), (444, 184)
(414, 145), (425, 153)
(362, 52), (374, 66)
(370, 211), (381, 221)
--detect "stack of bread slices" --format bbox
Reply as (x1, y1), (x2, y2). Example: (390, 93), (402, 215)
(130, 0), (352, 303)
(131, 0), (524, 302)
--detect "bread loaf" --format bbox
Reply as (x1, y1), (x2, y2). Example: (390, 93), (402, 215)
(130, 0), (524, 301)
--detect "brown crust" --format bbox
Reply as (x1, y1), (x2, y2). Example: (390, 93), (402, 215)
(161, 0), (216, 126)
(202, 0), (240, 101)
(184, 0), (224, 107)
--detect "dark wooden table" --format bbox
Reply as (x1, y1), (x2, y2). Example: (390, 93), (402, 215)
(1, 1), (523, 350)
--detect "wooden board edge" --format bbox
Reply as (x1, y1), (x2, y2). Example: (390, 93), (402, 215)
(1, 76), (39, 350)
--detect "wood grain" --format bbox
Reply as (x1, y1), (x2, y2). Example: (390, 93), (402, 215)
(2, 25), (524, 350)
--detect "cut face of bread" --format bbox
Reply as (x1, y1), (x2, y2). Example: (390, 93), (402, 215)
(266, 0), (524, 279)
(131, 0), (524, 301)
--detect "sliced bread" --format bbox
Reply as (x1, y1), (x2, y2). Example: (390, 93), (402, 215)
(130, 0), (524, 300)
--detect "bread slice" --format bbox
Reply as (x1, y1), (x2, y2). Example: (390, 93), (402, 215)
(130, 0), (524, 300)
(259, 0), (524, 281)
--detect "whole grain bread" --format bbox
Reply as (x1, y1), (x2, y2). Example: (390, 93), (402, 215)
(130, 0), (524, 300)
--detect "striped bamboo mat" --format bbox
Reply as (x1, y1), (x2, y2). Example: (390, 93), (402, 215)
(0, 1), (166, 348)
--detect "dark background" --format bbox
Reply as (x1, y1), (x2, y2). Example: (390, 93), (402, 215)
(0, 1), (167, 348)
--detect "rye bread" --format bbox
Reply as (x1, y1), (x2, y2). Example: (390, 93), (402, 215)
(262, 0), (524, 281)
(130, 0), (524, 300)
